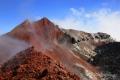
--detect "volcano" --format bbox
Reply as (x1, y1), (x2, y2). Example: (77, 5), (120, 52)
(0, 17), (117, 80)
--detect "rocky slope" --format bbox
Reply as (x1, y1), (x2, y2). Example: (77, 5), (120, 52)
(7, 18), (63, 42)
(89, 42), (120, 80)
(60, 29), (114, 61)
(0, 47), (80, 80)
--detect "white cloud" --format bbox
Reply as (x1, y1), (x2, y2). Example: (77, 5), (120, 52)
(52, 8), (120, 41)
(70, 8), (84, 16)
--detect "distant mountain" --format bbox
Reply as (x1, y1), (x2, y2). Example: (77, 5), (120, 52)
(0, 17), (118, 80)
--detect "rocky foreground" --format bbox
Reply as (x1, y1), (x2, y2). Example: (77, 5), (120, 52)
(0, 47), (79, 80)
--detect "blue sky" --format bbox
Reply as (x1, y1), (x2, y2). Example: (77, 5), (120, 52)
(0, 0), (120, 40)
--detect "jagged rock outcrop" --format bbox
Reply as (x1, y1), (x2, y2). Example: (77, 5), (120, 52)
(60, 29), (114, 60)
(62, 29), (113, 42)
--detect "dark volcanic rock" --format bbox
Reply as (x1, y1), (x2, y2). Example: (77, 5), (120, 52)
(90, 42), (120, 80)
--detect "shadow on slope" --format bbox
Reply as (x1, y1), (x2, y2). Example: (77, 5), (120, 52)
(90, 42), (120, 79)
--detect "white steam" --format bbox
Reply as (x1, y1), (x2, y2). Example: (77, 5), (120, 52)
(0, 35), (29, 64)
(27, 22), (54, 52)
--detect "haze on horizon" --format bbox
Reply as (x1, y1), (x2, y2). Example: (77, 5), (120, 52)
(0, 0), (120, 41)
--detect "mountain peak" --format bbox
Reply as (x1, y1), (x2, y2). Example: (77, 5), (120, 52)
(41, 17), (50, 21)
(36, 17), (54, 26)
(21, 19), (31, 25)
(7, 17), (63, 42)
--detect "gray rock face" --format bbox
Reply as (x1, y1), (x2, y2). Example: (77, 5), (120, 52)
(59, 29), (114, 60)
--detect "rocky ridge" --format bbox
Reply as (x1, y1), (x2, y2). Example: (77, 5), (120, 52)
(60, 29), (114, 60)
(0, 47), (80, 80)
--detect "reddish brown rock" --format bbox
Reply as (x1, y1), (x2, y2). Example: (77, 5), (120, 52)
(7, 17), (63, 42)
(0, 47), (80, 80)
